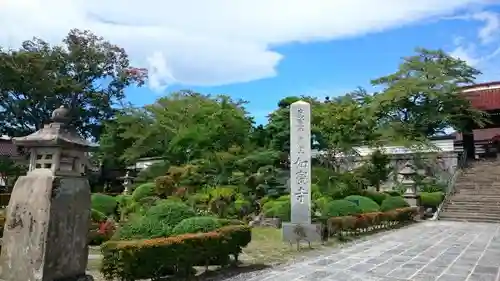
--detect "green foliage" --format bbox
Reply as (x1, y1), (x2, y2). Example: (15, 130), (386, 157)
(91, 194), (117, 216)
(101, 226), (252, 280)
(360, 190), (388, 205)
(420, 192), (444, 207)
(314, 197), (332, 212)
(172, 216), (222, 235)
(322, 200), (362, 217)
(344, 195), (380, 213)
(91, 209), (107, 222)
(380, 196), (410, 212)
(144, 201), (196, 227)
(420, 183), (446, 193)
(357, 150), (391, 191)
(263, 200), (291, 222)
(135, 161), (171, 183)
(0, 29), (146, 140)
(131, 182), (156, 202)
(113, 216), (172, 240)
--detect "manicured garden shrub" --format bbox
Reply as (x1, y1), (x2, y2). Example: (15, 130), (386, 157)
(264, 200), (290, 221)
(217, 219), (245, 226)
(314, 197), (332, 212)
(344, 195), (380, 213)
(131, 182), (156, 202)
(322, 199), (362, 218)
(91, 193), (117, 216)
(89, 219), (116, 246)
(325, 207), (418, 237)
(384, 190), (402, 197)
(101, 225), (252, 280)
(145, 201), (196, 227)
(113, 216), (172, 240)
(360, 190), (388, 205)
(91, 209), (107, 223)
(420, 192), (444, 207)
(276, 194), (290, 202)
(172, 216), (222, 235)
(380, 196), (410, 212)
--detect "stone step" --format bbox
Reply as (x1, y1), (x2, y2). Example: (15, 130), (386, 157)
(454, 191), (500, 196)
(438, 216), (500, 224)
(439, 212), (500, 221)
(446, 201), (500, 207)
(444, 206), (500, 214)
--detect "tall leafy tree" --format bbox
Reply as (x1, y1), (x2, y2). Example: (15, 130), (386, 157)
(0, 29), (147, 140)
(371, 48), (488, 140)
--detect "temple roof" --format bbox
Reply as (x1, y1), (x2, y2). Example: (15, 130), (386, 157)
(462, 81), (500, 111)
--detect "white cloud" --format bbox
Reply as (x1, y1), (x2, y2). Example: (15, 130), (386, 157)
(0, 0), (496, 90)
(449, 11), (500, 80)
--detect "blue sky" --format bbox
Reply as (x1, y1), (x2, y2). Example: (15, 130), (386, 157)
(123, 4), (500, 124)
(2, 1), (500, 125)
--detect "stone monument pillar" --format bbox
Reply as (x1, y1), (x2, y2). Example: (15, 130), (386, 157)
(282, 101), (322, 246)
(0, 106), (95, 281)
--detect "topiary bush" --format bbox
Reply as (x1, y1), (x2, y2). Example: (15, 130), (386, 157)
(144, 201), (196, 227)
(314, 197), (332, 212)
(172, 216), (222, 235)
(91, 209), (107, 223)
(420, 192), (444, 208)
(344, 195), (380, 213)
(91, 193), (117, 216)
(113, 216), (172, 240)
(264, 200), (290, 222)
(360, 190), (388, 205)
(131, 182), (156, 202)
(322, 200), (362, 218)
(380, 196), (410, 212)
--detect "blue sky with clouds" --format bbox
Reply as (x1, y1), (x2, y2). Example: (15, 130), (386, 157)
(2, 1), (500, 124)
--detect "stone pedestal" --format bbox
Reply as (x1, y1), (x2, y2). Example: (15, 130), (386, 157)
(0, 170), (92, 281)
(282, 222), (322, 245)
(404, 193), (420, 207)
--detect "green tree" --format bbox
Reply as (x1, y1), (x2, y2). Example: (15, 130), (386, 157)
(371, 48), (488, 140)
(358, 150), (392, 192)
(104, 91), (254, 165)
(0, 29), (147, 140)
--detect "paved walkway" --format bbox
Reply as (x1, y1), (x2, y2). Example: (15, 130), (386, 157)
(234, 221), (500, 281)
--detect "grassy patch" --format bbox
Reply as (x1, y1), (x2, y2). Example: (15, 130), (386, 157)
(240, 227), (334, 265)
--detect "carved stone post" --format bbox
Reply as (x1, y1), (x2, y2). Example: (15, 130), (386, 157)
(0, 106), (96, 281)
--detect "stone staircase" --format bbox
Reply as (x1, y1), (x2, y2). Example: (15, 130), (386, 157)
(439, 159), (500, 223)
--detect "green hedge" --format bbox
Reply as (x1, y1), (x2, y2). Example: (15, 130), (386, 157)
(360, 190), (388, 205)
(344, 195), (380, 213)
(131, 182), (156, 201)
(144, 201), (196, 227)
(172, 217), (222, 235)
(91, 194), (117, 216)
(420, 192), (444, 207)
(322, 200), (362, 217)
(380, 196), (410, 212)
(101, 225), (252, 280)
(113, 216), (172, 241)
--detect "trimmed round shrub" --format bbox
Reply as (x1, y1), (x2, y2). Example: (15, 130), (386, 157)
(172, 216), (222, 235)
(144, 201), (196, 227)
(264, 200), (290, 222)
(113, 216), (172, 240)
(361, 190), (388, 205)
(276, 195), (290, 202)
(218, 218), (245, 226)
(380, 196), (410, 212)
(131, 182), (156, 202)
(314, 197), (332, 212)
(384, 190), (402, 197)
(344, 195), (380, 213)
(322, 200), (362, 218)
(91, 193), (117, 216)
(91, 209), (107, 222)
(420, 192), (444, 207)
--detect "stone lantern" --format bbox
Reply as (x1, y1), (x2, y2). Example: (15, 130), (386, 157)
(398, 162), (419, 206)
(0, 106), (96, 281)
(119, 170), (135, 195)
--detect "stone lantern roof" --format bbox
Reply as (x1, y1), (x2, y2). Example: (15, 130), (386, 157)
(12, 106), (96, 148)
(399, 163), (416, 176)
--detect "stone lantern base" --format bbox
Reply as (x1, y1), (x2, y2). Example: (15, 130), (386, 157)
(403, 193), (420, 207)
(0, 169), (93, 281)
